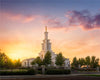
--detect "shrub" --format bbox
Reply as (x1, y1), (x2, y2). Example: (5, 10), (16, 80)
(0, 71), (27, 75)
(0, 69), (35, 75)
(27, 69), (36, 75)
(38, 70), (42, 74)
(45, 69), (71, 75)
(64, 69), (71, 74)
(72, 68), (97, 71)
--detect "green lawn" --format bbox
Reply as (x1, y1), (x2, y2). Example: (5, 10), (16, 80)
(83, 74), (100, 77)
(0, 69), (28, 71)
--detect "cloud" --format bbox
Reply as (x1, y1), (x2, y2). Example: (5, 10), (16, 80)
(66, 10), (100, 30)
(43, 10), (100, 31)
(42, 17), (71, 31)
(0, 11), (37, 33)
(22, 15), (36, 23)
(43, 17), (65, 28)
(0, 11), (37, 23)
(1, 10), (100, 31)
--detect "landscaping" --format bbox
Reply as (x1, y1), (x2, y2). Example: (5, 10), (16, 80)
(45, 69), (71, 75)
(0, 69), (35, 75)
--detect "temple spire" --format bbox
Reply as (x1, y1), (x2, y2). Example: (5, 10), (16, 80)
(44, 26), (48, 40)
(45, 26), (47, 32)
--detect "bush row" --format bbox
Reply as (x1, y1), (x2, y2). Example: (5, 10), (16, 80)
(45, 69), (71, 75)
(0, 69), (35, 75)
(72, 67), (97, 71)
(0, 69), (71, 75)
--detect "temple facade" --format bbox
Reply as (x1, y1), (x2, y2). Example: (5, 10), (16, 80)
(22, 26), (70, 68)
(39, 26), (57, 66)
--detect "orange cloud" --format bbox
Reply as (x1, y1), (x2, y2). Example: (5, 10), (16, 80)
(23, 15), (36, 23)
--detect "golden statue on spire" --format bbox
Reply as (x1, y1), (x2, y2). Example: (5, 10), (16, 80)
(45, 26), (47, 32)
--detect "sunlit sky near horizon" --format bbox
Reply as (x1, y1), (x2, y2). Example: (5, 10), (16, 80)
(0, 0), (100, 62)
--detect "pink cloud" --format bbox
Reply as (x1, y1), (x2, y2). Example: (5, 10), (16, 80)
(66, 10), (100, 30)
(42, 10), (100, 31)
(0, 11), (37, 23)
(23, 15), (36, 23)
(42, 17), (70, 31)
(1, 10), (100, 31)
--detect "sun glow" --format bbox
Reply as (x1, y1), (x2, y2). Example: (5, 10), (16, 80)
(5, 45), (40, 61)
(8, 53), (22, 60)
(7, 50), (38, 61)
(7, 49), (29, 61)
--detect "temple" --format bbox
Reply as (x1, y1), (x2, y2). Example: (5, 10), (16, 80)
(22, 26), (70, 68)
(39, 26), (57, 66)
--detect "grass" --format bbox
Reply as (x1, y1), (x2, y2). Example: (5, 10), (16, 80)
(83, 74), (100, 77)
(0, 69), (28, 71)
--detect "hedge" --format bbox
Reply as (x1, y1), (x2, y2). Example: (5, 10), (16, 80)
(45, 69), (71, 75)
(0, 69), (35, 75)
(72, 68), (96, 71)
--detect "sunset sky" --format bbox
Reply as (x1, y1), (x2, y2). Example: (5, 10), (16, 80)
(0, 0), (100, 62)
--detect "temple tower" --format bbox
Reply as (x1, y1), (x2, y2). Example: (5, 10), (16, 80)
(39, 26), (51, 60)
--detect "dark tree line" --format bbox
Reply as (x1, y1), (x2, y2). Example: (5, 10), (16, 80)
(0, 52), (21, 69)
(71, 56), (99, 68)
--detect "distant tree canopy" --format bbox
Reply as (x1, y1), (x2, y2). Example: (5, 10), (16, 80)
(55, 53), (65, 66)
(0, 52), (21, 69)
(71, 56), (99, 68)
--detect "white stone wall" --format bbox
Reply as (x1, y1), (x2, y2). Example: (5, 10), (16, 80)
(64, 59), (70, 69)
(22, 58), (34, 67)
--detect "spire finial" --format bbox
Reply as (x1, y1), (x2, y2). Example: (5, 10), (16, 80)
(45, 26), (47, 32)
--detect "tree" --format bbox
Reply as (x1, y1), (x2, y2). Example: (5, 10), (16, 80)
(90, 56), (99, 68)
(31, 57), (42, 66)
(78, 58), (85, 67)
(72, 56), (100, 69)
(6, 58), (13, 68)
(43, 51), (51, 66)
(0, 52), (9, 68)
(94, 58), (99, 68)
(55, 53), (65, 66)
(0, 52), (14, 69)
(85, 56), (90, 68)
(14, 59), (21, 68)
(71, 57), (78, 68)
(0, 51), (22, 69)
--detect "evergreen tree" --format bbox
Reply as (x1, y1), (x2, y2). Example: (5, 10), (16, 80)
(43, 51), (51, 66)
(78, 58), (85, 67)
(85, 56), (90, 68)
(90, 56), (99, 68)
(71, 57), (78, 68)
(55, 53), (65, 66)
